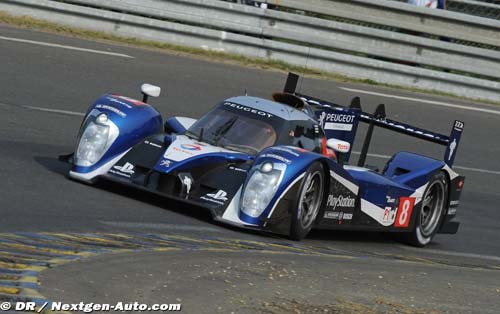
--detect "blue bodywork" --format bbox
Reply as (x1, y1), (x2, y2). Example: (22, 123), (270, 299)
(72, 94), (162, 174)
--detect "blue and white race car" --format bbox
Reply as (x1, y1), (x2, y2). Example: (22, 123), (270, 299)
(62, 73), (465, 246)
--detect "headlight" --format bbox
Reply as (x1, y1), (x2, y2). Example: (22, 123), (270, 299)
(74, 112), (119, 167)
(241, 162), (286, 218)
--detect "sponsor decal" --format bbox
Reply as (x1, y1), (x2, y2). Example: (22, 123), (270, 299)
(386, 196), (396, 204)
(324, 211), (352, 220)
(164, 140), (210, 160)
(207, 190), (228, 200)
(110, 162), (135, 178)
(319, 112), (355, 131)
(223, 102), (273, 118)
(261, 154), (291, 164)
(329, 212), (353, 224)
(201, 190), (228, 206)
(229, 166), (247, 173)
(448, 139), (457, 161)
(382, 121), (439, 140)
(172, 146), (195, 156)
(293, 147), (309, 153)
(272, 147), (300, 157)
(159, 159), (172, 168)
(107, 97), (133, 109)
(324, 211), (340, 219)
(326, 195), (356, 210)
(454, 120), (464, 132)
(448, 200), (459, 215)
(395, 197), (415, 228)
(382, 206), (397, 225)
(116, 96), (146, 106)
(318, 112), (326, 127)
(336, 142), (350, 152)
(144, 140), (162, 148)
(183, 177), (192, 194)
(180, 144), (202, 151)
(95, 104), (126, 118)
(179, 174), (193, 195)
(325, 113), (355, 123)
(324, 123), (353, 131)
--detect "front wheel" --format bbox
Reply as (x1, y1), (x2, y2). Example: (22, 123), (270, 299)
(402, 172), (448, 247)
(290, 162), (325, 240)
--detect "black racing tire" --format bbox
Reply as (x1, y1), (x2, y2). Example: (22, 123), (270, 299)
(402, 172), (448, 247)
(289, 162), (325, 241)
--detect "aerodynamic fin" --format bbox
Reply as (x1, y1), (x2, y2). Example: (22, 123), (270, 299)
(282, 72), (465, 168)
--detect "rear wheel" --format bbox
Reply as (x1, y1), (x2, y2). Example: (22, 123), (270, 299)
(290, 162), (325, 240)
(403, 172), (448, 247)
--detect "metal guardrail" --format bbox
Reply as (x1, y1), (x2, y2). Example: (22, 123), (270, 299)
(390, 0), (500, 20)
(1, 0), (499, 102)
(264, 0), (500, 48)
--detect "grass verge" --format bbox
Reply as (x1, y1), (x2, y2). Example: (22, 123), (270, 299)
(1, 11), (499, 106)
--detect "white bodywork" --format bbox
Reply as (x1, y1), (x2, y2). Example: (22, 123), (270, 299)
(69, 149), (131, 183)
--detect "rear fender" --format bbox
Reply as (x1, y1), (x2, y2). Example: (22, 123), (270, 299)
(383, 152), (446, 190)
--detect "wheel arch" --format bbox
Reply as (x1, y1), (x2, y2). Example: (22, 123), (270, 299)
(317, 159), (332, 214)
(437, 169), (452, 231)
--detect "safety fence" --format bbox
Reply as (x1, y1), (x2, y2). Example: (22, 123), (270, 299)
(389, 0), (500, 20)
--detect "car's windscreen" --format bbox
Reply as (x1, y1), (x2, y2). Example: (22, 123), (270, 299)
(186, 105), (279, 155)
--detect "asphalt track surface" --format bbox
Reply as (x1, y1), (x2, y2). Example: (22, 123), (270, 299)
(1, 24), (500, 313)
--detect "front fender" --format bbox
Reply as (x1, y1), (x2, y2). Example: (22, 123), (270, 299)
(238, 146), (353, 231)
(70, 94), (162, 179)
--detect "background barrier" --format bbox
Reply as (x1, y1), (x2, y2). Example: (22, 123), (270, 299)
(1, 0), (499, 101)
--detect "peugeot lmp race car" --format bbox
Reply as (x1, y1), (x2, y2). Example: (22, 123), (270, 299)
(61, 73), (465, 247)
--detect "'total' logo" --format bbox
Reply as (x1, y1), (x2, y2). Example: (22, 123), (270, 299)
(180, 144), (202, 151)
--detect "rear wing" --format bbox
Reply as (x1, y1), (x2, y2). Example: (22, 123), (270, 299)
(283, 73), (464, 167)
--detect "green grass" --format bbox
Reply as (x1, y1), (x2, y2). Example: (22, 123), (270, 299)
(1, 11), (499, 106)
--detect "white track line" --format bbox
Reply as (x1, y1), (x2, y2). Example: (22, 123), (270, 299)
(100, 221), (222, 233)
(22, 105), (85, 116)
(0, 36), (134, 58)
(339, 87), (500, 116)
(398, 246), (500, 262)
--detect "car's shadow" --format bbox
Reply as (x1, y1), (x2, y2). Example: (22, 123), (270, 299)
(307, 229), (394, 245)
(35, 155), (71, 177)
(35, 155), (398, 246)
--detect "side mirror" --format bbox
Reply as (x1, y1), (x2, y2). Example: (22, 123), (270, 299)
(327, 139), (350, 166)
(141, 83), (161, 103)
(327, 138), (350, 153)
